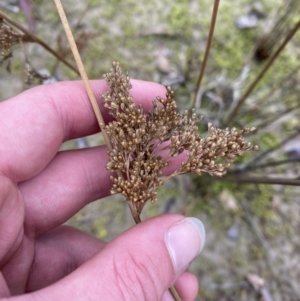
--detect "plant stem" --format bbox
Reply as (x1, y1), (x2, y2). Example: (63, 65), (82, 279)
(0, 9), (79, 76)
(169, 286), (182, 301)
(128, 201), (142, 224)
(128, 201), (181, 301)
(224, 19), (300, 126)
(229, 157), (300, 173)
(53, 2), (182, 300)
(255, 103), (300, 131)
(53, 0), (114, 156)
(239, 65), (300, 117)
(192, 0), (220, 108)
(245, 129), (300, 167)
(221, 176), (300, 186)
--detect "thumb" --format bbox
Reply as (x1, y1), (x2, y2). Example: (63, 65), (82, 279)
(22, 214), (205, 301)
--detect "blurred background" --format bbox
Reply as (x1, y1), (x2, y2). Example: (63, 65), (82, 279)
(1, 0), (300, 300)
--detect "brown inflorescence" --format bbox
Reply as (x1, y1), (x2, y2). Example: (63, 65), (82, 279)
(0, 18), (24, 59)
(102, 62), (258, 216)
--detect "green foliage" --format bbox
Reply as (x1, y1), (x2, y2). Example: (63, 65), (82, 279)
(168, 1), (195, 37)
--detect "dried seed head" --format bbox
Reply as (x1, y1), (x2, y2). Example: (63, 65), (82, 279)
(0, 18), (25, 59)
(103, 62), (258, 216)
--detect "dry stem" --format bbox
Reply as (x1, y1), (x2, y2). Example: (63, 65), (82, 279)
(239, 65), (300, 117)
(193, 0), (220, 108)
(53, 0), (114, 156)
(230, 158), (300, 173)
(225, 19), (300, 125)
(255, 104), (300, 131)
(222, 176), (300, 186)
(245, 129), (300, 168)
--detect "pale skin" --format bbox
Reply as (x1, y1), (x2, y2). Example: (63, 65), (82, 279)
(0, 80), (199, 301)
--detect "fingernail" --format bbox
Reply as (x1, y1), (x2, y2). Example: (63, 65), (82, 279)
(165, 217), (205, 275)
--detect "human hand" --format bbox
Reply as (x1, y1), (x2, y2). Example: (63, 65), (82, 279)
(0, 80), (205, 301)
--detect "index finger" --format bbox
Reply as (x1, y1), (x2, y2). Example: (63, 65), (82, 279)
(0, 79), (166, 182)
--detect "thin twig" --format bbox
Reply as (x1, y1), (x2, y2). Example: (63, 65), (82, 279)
(53, 0), (123, 197)
(221, 176), (300, 186)
(169, 286), (182, 300)
(255, 103), (300, 131)
(53, 0), (113, 153)
(245, 130), (300, 168)
(254, 0), (300, 62)
(230, 158), (300, 173)
(0, 9), (79, 76)
(224, 19), (300, 125)
(239, 65), (300, 117)
(192, 0), (220, 108)
(53, 0), (128, 214)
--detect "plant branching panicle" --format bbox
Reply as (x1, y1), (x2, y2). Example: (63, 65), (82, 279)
(24, 60), (50, 86)
(0, 18), (24, 64)
(103, 62), (258, 217)
(0, 9), (79, 76)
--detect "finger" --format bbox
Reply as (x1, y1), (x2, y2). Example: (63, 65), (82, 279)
(0, 80), (166, 182)
(173, 272), (199, 301)
(20, 215), (205, 301)
(162, 272), (199, 301)
(26, 226), (105, 292)
(0, 176), (24, 261)
(20, 146), (110, 235)
(20, 145), (186, 235)
(0, 273), (11, 298)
